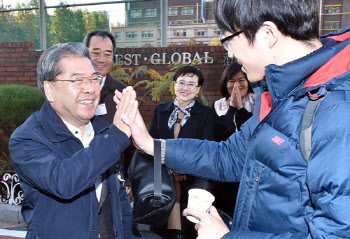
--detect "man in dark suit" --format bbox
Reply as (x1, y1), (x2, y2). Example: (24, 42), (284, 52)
(83, 30), (126, 123)
(84, 30), (134, 192)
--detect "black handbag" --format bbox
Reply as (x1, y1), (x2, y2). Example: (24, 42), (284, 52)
(128, 139), (176, 226)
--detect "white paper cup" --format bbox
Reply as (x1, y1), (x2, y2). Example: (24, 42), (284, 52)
(186, 188), (215, 223)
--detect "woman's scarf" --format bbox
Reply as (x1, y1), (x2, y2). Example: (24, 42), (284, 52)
(168, 98), (195, 129)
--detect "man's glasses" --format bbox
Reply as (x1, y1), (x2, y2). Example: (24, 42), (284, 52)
(219, 30), (244, 52)
(175, 81), (199, 90)
(53, 74), (102, 89)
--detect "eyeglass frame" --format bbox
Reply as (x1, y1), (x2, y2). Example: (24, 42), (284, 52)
(219, 30), (244, 51)
(175, 80), (200, 90)
(52, 74), (103, 88)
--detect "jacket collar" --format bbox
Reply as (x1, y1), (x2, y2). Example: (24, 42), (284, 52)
(160, 99), (200, 113)
(37, 101), (109, 143)
(100, 73), (114, 98)
(303, 32), (350, 88)
(263, 26), (350, 104)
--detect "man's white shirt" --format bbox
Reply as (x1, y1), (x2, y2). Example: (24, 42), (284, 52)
(96, 76), (107, 116)
(62, 119), (103, 202)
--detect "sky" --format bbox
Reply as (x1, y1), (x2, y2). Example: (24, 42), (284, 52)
(2, 0), (126, 25)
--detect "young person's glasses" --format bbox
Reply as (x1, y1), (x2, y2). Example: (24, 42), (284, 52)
(219, 30), (244, 52)
(53, 74), (102, 89)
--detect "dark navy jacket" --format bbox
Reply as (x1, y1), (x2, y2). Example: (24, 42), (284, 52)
(164, 27), (350, 238)
(9, 102), (141, 239)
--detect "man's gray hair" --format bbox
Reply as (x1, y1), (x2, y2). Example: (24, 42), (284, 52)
(37, 42), (91, 96)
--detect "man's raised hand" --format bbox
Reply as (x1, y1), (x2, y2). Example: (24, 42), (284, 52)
(113, 86), (137, 138)
(114, 87), (154, 155)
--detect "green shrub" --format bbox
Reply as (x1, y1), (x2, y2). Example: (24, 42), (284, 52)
(0, 84), (45, 173)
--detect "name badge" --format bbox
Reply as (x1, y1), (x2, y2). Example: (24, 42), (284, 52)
(95, 103), (107, 116)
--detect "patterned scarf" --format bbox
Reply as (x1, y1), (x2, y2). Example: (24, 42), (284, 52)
(168, 98), (195, 129)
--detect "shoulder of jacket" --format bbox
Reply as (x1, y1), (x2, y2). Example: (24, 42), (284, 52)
(91, 116), (110, 131)
(193, 100), (213, 112)
(11, 112), (36, 134)
(105, 74), (127, 90)
(156, 101), (173, 112)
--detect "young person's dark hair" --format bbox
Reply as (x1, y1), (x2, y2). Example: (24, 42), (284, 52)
(219, 62), (253, 99)
(214, 0), (319, 44)
(83, 30), (117, 62)
(173, 66), (205, 87)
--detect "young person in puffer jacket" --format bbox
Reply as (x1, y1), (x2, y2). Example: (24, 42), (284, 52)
(116, 0), (350, 238)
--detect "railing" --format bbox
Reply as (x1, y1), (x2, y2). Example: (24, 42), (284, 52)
(0, 173), (24, 205)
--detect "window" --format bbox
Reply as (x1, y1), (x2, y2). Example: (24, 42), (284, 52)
(169, 20), (196, 25)
(115, 32), (122, 41)
(168, 7), (178, 16)
(145, 8), (157, 17)
(173, 30), (187, 37)
(129, 21), (159, 27)
(126, 31), (138, 39)
(214, 30), (221, 36)
(324, 5), (341, 13)
(181, 6), (194, 15)
(195, 30), (207, 36)
(324, 21), (340, 29)
(141, 30), (154, 38)
(130, 9), (142, 18)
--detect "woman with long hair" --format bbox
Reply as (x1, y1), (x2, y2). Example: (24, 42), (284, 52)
(213, 62), (256, 141)
(212, 62), (256, 217)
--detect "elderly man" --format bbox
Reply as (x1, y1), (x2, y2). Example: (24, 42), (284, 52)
(117, 0), (350, 238)
(9, 42), (141, 239)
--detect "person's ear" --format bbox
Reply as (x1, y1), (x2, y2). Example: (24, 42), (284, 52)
(260, 21), (279, 49)
(44, 81), (54, 102)
(196, 86), (201, 95)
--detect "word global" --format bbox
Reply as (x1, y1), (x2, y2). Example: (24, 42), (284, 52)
(115, 52), (214, 66)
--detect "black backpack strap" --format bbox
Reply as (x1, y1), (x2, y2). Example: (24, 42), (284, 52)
(300, 89), (329, 163)
(153, 139), (162, 207)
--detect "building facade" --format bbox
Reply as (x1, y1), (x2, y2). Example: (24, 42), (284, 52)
(112, 0), (218, 47)
(111, 0), (350, 48)
(126, 0), (161, 27)
(319, 0), (350, 35)
(166, 0), (219, 45)
(113, 25), (161, 48)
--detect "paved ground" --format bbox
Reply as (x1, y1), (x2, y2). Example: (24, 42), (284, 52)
(0, 204), (162, 238)
(0, 221), (26, 239)
(0, 221), (162, 239)
(0, 204), (26, 239)
(0, 236), (24, 239)
(0, 201), (164, 238)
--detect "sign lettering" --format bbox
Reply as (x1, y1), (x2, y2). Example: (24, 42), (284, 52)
(116, 52), (214, 66)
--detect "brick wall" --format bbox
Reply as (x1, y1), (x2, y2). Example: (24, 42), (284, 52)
(0, 42), (226, 124)
(0, 41), (42, 87)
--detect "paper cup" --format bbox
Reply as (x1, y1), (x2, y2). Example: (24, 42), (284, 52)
(186, 188), (215, 223)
